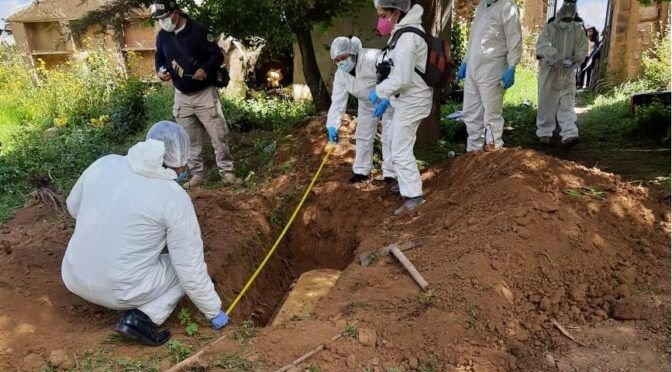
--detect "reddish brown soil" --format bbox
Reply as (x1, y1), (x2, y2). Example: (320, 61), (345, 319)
(0, 116), (669, 371)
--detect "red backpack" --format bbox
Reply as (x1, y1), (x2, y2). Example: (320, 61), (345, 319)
(384, 27), (455, 88)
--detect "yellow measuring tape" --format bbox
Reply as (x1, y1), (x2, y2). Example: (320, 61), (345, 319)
(226, 145), (335, 316)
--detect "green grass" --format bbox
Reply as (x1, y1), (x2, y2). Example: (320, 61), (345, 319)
(167, 340), (193, 362)
(231, 320), (259, 345)
(504, 67), (538, 107)
(213, 355), (253, 371)
(502, 67), (539, 146)
(342, 322), (358, 338)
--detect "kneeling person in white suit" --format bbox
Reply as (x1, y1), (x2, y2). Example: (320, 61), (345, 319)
(61, 121), (229, 346)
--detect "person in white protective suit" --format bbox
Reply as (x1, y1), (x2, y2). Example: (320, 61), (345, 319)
(535, 1), (588, 147)
(326, 36), (395, 184)
(370, 0), (433, 215)
(61, 121), (229, 346)
(458, 0), (522, 152)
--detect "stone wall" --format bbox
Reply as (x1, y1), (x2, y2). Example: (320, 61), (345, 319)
(607, 0), (670, 80)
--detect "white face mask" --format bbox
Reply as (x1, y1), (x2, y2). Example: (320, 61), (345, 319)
(337, 57), (356, 73)
(558, 21), (571, 30)
(159, 15), (176, 32)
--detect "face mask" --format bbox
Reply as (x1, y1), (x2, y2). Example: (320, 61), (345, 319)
(377, 16), (396, 36)
(175, 170), (188, 184)
(159, 15), (176, 32)
(558, 21), (570, 30)
(337, 57), (356, 73)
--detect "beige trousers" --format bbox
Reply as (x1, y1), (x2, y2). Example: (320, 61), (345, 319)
(173, 86), (234, 177)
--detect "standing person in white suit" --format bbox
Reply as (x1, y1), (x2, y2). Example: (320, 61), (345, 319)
(326, 36), (395, 183)
(61, 121), (229, 346)
(457, 0), (522, 152)
(370, 0), (433, 215)
(535, 1), (588, 147)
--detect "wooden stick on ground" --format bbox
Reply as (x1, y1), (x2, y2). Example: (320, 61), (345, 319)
(390, 245), (430, 291)
(551, 318), (586, 347)
(165, 333), (229, 372)
(274, 322), (357, 372)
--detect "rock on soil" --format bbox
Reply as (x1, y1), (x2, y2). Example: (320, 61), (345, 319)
(22, 353), (46, 371)
(48, 349), (75, 370)
(358, 327), (377, 347)
(612, 298), (647, 320)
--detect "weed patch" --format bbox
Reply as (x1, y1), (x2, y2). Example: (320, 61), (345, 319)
(213, 355), (253, 370)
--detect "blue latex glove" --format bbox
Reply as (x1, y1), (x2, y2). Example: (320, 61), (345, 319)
(211, 310), (229, 330)
(175, 171), (188, 184)
(457, 62), (467, 81)
(373, 99), (390, 118)
(368, 89), (380, 104)
(502, 66), (516, 89)
(327, 127), (338, 143)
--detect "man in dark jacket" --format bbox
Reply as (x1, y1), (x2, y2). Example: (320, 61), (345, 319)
(152, 0), (238, 188)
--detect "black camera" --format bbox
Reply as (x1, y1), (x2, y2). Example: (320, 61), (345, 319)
(376, 60), (393, 84)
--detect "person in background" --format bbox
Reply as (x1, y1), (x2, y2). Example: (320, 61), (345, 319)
(370, 0), (432, 215)
(152, 0), (238, 189)
(457, 0), (523, 152)
(62, 121), (229, 346)
(536, 1), (588, 148)
(326, 36), (395, 184)
(577, 26), (600, 89)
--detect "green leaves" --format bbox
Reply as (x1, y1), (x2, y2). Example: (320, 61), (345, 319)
(199, 0), (367, 49)
(178, 308), (200, 337)
(185, 323), (199, 336)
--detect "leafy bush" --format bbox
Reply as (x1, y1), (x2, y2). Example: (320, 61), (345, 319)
(641, 27), (671, 91)
(634, 102), (671, 142)
(0, 41), (315, 221)
(0, 45), (122, 132)
(451, 21), (468, 64)
(439, 101), (466, 143)
(222, 95), (315, 133)
(107, 78), (147, 138)
(0, 46), (157, 221)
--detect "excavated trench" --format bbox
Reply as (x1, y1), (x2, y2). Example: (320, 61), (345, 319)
(196, 178), (379, 327)
(196, 118), (387, 328)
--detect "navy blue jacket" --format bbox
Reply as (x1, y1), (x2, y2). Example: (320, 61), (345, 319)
(155, 16), (223, 94)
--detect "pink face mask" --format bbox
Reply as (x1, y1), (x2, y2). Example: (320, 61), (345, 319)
(377, 17), (395, 36)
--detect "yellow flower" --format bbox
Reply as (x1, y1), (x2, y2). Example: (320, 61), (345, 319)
(54, 117), (68, 128)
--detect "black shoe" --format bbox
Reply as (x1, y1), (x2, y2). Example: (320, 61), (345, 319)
(349, 173), (370, 183)
(115, 309), (171, 346)
(561, 136), (580, 149)
(384, 177), (396, 185)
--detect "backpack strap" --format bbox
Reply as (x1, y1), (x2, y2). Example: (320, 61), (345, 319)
(384, 27), (427, 51)
(383, 27), (429, 80)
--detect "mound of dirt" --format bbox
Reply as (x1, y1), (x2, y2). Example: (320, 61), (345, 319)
(209, 142), (670, 370)
(0, 115), (669, 371)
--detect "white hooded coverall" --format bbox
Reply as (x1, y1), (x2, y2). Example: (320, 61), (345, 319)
(375, 4), (433, 198)
(62, 139), (221, 325)
(327, 48), (395, 178)
(463, 0), (522, 151)
(536, 17), (588, 140)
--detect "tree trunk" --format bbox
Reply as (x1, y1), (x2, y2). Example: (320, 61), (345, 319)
(295, 27), (331, 111)
(414, 0), (453, 145)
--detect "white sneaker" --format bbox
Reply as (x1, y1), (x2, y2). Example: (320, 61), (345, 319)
(183, 175), (205, 189)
